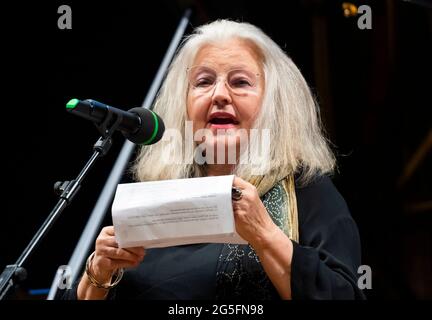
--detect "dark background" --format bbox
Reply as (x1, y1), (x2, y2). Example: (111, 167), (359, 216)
(1, 0), (431, 299)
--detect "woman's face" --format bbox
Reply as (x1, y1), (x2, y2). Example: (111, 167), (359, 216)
(187, 38), (264, 162)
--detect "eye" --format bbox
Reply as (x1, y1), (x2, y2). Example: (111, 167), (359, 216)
(229, 75), (253, 88)
(194, 76), (215, 88)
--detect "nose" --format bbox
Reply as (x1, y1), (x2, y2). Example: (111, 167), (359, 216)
(211, 79), (232, 107)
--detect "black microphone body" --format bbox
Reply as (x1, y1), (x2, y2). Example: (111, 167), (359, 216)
(66, 99), (165, 144)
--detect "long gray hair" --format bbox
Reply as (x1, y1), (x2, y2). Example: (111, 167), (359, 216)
(132, 19), (335, 188)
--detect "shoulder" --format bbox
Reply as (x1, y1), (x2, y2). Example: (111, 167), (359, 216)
(294, 174), (352, 228)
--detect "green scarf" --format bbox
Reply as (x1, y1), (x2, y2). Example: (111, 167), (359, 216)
(250, 174), (299, 242)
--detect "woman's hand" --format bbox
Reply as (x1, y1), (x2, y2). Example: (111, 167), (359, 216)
(232, 176), (279, 251)
(232, 176), (294, 299)
(78, 226), (145, 299)
(91, 226), (145, 284)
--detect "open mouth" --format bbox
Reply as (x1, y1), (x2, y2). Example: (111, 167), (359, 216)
(208, 112), (240, 126)
(208, 117), (239, 125)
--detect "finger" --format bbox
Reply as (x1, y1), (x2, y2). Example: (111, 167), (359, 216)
(102, 226), (115, 236)
(232, 204), (241, 213)
(232, 198), (244, 208)
(97, 228), (145, 257)
(98, 247), (143, 262)
(95, 234), (119, 254)
(95, 257), (142, 274)
(91, 254), (142, 278)
(232, 176), (244, 187)
(124, 247), (146, 258)
(233, 176), (252, 189)
(97, 236), (119, 248)
(110, 258), (143, 270)
(232, 205), (248, 217)
(98, 229), (144, 252)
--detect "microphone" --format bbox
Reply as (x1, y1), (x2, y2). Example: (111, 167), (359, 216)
(66, 98), (165, 145)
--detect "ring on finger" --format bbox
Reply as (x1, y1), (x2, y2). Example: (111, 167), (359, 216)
(232, 187), (243, 201)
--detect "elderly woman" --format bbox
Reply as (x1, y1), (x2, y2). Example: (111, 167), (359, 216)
(66, 19), (364, 300)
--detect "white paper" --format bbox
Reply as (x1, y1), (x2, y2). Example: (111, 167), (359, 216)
(111, 175), (247, 248)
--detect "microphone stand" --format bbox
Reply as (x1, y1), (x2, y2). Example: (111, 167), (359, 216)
(46, 9), (192, 300)
(0, 109), (123, 300)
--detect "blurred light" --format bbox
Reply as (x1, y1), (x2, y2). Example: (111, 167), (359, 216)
(342, 2), (358, 17)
